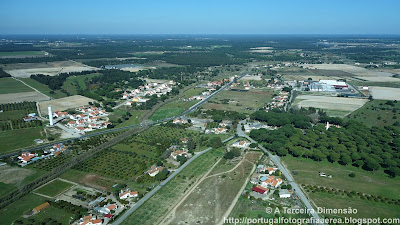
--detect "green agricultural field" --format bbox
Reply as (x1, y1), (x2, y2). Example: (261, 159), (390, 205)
(0, 127), (45, 153)
(0, 51), (46, 57)
(35, 179), (74, 197)
(116, 110), (145, 128)
(203, 90), (274, 114)
(282, 156), (400, 199)
(346, 99), (400, 127)
(120, 147), (225, 225)
(150, 99), (198, 121)
(0, 78), (32, 94)
(183, 87), (207, 98)
(0, 193), (47, 225)
(62, 73), (101, 95)
(19, 78), (67, 99)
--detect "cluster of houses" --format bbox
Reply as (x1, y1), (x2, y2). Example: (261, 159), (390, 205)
(265, 91), (289, 111)
(62, 105), (111, 134)
(249, 164), (289, 200)
(17, 144), (68, 166)
(75, 215), (103, 225)
(122, 81), (175, 105)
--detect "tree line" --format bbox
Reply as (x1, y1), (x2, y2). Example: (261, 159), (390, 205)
(30, 70), (98, 90)
(249, 110), (400, 177)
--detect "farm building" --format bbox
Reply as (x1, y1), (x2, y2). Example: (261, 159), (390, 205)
(32, 202), (50, 213)
(279, 189), (291, 198)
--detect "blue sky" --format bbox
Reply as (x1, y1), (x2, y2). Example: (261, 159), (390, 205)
(0, 0), (399, 34)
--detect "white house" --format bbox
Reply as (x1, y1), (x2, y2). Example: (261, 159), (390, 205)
(148, 166), (164, 177)
(119, 190), (138, 199)
(232, 140), (250, 149)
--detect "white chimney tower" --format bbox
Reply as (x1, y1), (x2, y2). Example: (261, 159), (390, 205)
(48, 105), (54, 126)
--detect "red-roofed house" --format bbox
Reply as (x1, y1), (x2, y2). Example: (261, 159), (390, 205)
(119, 190), (138, 199)
(252, 185), (269, 194)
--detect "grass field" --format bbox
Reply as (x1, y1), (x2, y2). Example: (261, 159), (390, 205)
(282, 156), (400, 200)
(62, 73), (101, 95)
(35, 179), (74, 197)
(0, 193), (47, 225)
(308, 192), (400, 219)
(121, 147), (226, 225)
(150, 99), (198, 121)
(0, 166), (47, 197)
(183, 87), (207, 98)
(115, 110), (144, 128)
(20, 78), (67, 99)
(346, 100), (400, 127)
(0, 51), (46, 57)
(0, 78), (32, 94)
(203, 90), (274, 114)
(0, 127), (45, 153)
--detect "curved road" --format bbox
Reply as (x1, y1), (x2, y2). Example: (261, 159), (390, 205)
(237, 120), (324, 225)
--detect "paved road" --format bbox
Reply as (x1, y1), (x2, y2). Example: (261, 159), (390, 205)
(1, 73), (247, 159)
(111, 136), (234, 225)
(237, 120), (324, 225)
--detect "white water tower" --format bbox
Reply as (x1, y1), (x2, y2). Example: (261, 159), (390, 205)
(48, 105), (54, 126)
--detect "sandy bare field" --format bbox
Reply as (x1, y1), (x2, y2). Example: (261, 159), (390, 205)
(4, 60), (99, 78)
(38, 95), (95, 116)
(304, 64), (394, 78)
(0, 91), (50, 104)
(355, 76), (400, 82)
(294, 95), (368, 112)
(369, 86), (400, 100)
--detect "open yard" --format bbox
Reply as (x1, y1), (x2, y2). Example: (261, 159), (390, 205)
(162, 151), (261, 225)
(38, 95), (95, 116)
(293, 94), (368, 117)
(203, 90), (274, 114)
(35, 179), (74, 197)
(0, 78), (32, 94)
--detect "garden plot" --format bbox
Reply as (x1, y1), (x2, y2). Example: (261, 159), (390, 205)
(294, 95), (367, 117)
(38, 95), (94, 116)
(369, 86), (400, 100)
